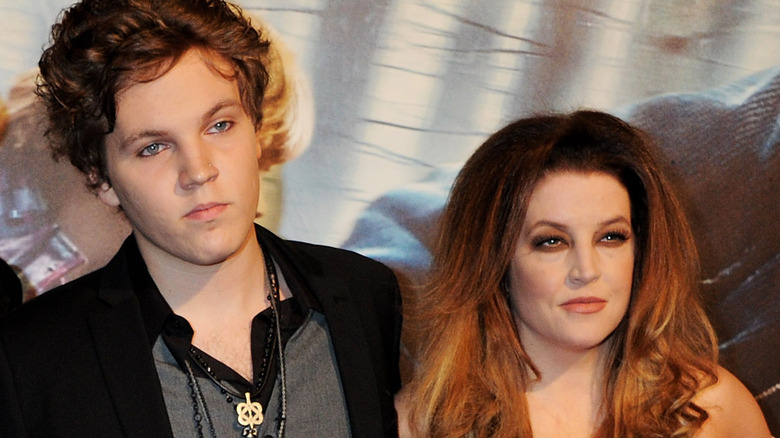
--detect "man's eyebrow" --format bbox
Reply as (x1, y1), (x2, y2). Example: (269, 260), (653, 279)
(120, 129), (167, 150)
(117, 99), (244, 149)
(201, 99), (244, 125)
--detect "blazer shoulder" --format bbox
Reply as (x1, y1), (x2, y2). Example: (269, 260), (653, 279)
(290, 240), (394, 273)
(277, 238), (401, 311)
(0, 268), (103, 335)
(257, 224), (397, 283)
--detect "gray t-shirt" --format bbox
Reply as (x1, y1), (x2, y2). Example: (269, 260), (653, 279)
(154, 310), (351, 437)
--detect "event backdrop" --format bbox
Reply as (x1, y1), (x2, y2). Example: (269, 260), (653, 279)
(1, 0), (779, 432)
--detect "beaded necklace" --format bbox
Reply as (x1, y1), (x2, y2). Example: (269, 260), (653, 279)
(183, 246), (287, 437)
(756, 381), (779, 402)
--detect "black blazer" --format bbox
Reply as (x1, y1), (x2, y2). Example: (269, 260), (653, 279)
(0, 226), (402, 437)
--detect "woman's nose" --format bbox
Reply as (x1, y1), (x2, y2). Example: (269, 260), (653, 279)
(567, 245), (601, 287)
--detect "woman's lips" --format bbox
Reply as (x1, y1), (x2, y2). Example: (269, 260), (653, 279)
(185, 203), (227, 221)
(560, 297), (607, 314)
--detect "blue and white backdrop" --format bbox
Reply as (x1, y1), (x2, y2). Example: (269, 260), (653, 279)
(1, 0), (779, 432)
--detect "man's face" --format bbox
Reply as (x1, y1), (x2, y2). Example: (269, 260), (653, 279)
(99, 49), (261, 267)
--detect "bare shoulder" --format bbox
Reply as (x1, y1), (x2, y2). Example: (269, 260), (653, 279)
(694, 366), (772, 438)
(395, 386), (414, 438)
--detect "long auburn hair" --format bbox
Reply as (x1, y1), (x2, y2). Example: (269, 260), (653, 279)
(405, 110), (718, 437)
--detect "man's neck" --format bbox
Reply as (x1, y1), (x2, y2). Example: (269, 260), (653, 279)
(138, 228), (271, 380)
(140, 229), (270, 320)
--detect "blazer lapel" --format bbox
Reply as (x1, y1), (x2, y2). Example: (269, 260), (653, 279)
(301, 273), (385, 437)
(89, 301), (173, 437)
(88, 247), (174, 438)
(257, 226), (394, 436)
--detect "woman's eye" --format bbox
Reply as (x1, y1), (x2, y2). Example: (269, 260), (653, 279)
(601, 231), (630, 245)
(139, 143), (167, 156)
(532, 236), (565, 249)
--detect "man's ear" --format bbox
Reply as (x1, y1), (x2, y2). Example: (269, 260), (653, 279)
(96, 181), (121, 208)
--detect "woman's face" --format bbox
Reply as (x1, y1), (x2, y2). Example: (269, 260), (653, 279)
(508, 171), (635, 357)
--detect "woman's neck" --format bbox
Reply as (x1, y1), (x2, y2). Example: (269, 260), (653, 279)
(524, 339), (613, 438)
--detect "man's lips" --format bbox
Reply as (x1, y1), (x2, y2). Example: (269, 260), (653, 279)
(185, 203), (227, 221)
(560, 296), (607, 314)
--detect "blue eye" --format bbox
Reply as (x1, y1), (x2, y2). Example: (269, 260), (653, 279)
(140, 143), (167, 156)
(209, 120), (232, 133)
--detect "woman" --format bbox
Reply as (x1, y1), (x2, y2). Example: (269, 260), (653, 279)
(397, 111), (770, 437)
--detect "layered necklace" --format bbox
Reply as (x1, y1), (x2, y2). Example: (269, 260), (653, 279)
(183, 247), (287, 438)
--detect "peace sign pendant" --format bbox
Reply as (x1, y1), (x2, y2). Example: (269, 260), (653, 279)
(237, 392), (263, 437)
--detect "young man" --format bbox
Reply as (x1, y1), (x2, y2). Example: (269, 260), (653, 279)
(0, 1), (401, 437)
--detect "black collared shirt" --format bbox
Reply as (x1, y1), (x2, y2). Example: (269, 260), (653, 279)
(126, 229), (323, 412)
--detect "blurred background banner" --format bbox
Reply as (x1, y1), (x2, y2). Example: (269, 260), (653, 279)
(1, 0), (778, 432)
